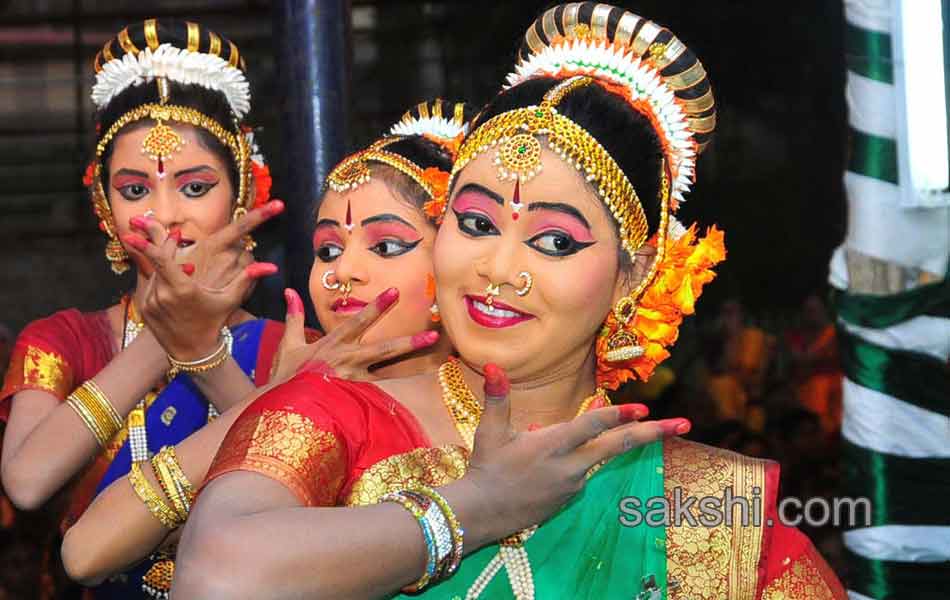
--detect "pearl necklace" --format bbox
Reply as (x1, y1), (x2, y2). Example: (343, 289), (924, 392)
(435, 360), (608, 600)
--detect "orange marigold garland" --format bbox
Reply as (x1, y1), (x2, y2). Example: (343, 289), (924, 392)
(421, 167), (450, 222)
(596, 224), (726, 389)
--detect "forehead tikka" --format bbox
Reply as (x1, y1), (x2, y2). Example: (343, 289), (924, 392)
(142, 77), (185, 180)
(451, 75), (651, 258)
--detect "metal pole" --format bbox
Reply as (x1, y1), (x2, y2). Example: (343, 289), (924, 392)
(272, 0), (351, 327)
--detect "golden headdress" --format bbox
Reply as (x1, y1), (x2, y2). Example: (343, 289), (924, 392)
(85, 19), (269, 274)
(326, 99), (470, 222)
(450, 3), (725, 388)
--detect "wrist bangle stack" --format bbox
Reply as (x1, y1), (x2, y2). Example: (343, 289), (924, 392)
(167, 327), (233, 378)
(151, 446), (195, 522)
(129, 461), (181, 529)
(381, 485), (465, 592)
(66, 379), (123, 447)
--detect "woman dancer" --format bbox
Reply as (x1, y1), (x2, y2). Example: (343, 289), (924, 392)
(174, 5), (845, 599)
(61, 101), (471, 596)
(0, 18), (424, 599)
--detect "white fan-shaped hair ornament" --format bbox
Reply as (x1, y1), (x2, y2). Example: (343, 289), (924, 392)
(91, 43), (251, 119)
(505, 39), (697, 205)
(389, 115), (469, 141)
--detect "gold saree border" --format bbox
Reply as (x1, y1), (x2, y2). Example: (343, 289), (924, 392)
(207, 409), (345, 506)
(346, 445), (469, 506)
(664, 438), (766, 600)
(761, 547), (840, 600)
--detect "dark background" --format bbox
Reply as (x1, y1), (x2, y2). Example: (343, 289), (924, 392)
(0, 0), (847, 333)
(0, 2), (852, 595)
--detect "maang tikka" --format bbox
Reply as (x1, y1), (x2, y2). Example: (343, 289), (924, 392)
(142, 77), (185, 180)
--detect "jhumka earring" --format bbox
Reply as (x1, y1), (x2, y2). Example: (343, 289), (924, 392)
(321, 270), (340, 290)
(603, 296), (645, 362)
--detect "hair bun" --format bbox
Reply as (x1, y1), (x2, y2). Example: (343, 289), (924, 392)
(92, 18), (250, 118)
(389, 98), (473, 155)
(510, 2), (715, 204)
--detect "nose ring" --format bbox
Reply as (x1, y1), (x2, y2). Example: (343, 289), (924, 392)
(516, 271), (533, 297)
(485, 282), (501, 306)
(322, 270), (340, 290)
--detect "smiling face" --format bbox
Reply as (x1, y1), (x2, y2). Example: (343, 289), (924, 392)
(106, 122), (235, 275)
(309, 172), (439, 344)
(434, 144), (634, 381)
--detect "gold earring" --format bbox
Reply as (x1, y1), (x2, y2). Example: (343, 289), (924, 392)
(515, 271), (533, 297)
(603, 296), (645, 362)
(231, 206), (256, 251)
(91, 168), (129, 275)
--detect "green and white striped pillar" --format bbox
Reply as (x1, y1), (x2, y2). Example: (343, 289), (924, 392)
(835, 1), (950, 598)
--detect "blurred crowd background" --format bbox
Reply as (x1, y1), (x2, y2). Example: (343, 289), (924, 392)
(0, 1), (848, 597)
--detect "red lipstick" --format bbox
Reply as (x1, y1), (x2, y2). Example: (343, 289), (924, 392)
(465, 295), (535, 328)
(331, 297), (368, 314)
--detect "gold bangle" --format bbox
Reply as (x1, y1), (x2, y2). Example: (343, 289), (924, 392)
(151, 446), (194, 520)
(167, 327), (233, 378)
(129, 461), (181, 529)
(66, 380), (122, 446)
(66, 395), (108, 446)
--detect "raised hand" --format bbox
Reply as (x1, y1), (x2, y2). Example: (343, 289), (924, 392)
(461, 364), (690, 539)
(122, 200), (284, 361)
(269, 287), (441, 384)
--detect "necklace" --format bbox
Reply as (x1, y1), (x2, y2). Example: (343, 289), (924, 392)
(436, 359), (609, 600)
(122, 297), (225, 462)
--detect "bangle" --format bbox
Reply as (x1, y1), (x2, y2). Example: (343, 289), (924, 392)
(66, 380), (123, 447)
(381, 492), (437, 592)
(151, 446), (195, 521)
(410, 486), (465, 578)
(167, 327), (233, 378)
(129, 461), (181, 529)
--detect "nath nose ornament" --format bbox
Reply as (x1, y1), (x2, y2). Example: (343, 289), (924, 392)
(322, 270), (340, 290)
(340, 281), (353, 306)
(485, 282), (501, 306)
(515, 271), (533, 297)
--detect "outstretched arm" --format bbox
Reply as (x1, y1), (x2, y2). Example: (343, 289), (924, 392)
(173, 368), (682, 599)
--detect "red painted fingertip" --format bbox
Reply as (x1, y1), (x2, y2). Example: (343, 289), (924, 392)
(375, 287), (399, 311)
(168, 229), (183, 243)
(618, 403), (648, 422)
(181, 263), (195, 276)
(483, 363), (509, 398)
(263, 199), (285, 217)
(121, 233), (148, 251)
(527, 423), (542, 432)
(659, 418), (692, 436)
(130, 216), (149, 230)
(245, 262), (279, 278)
(410, 330), (439, 350)
(284, 288), (304, 316)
